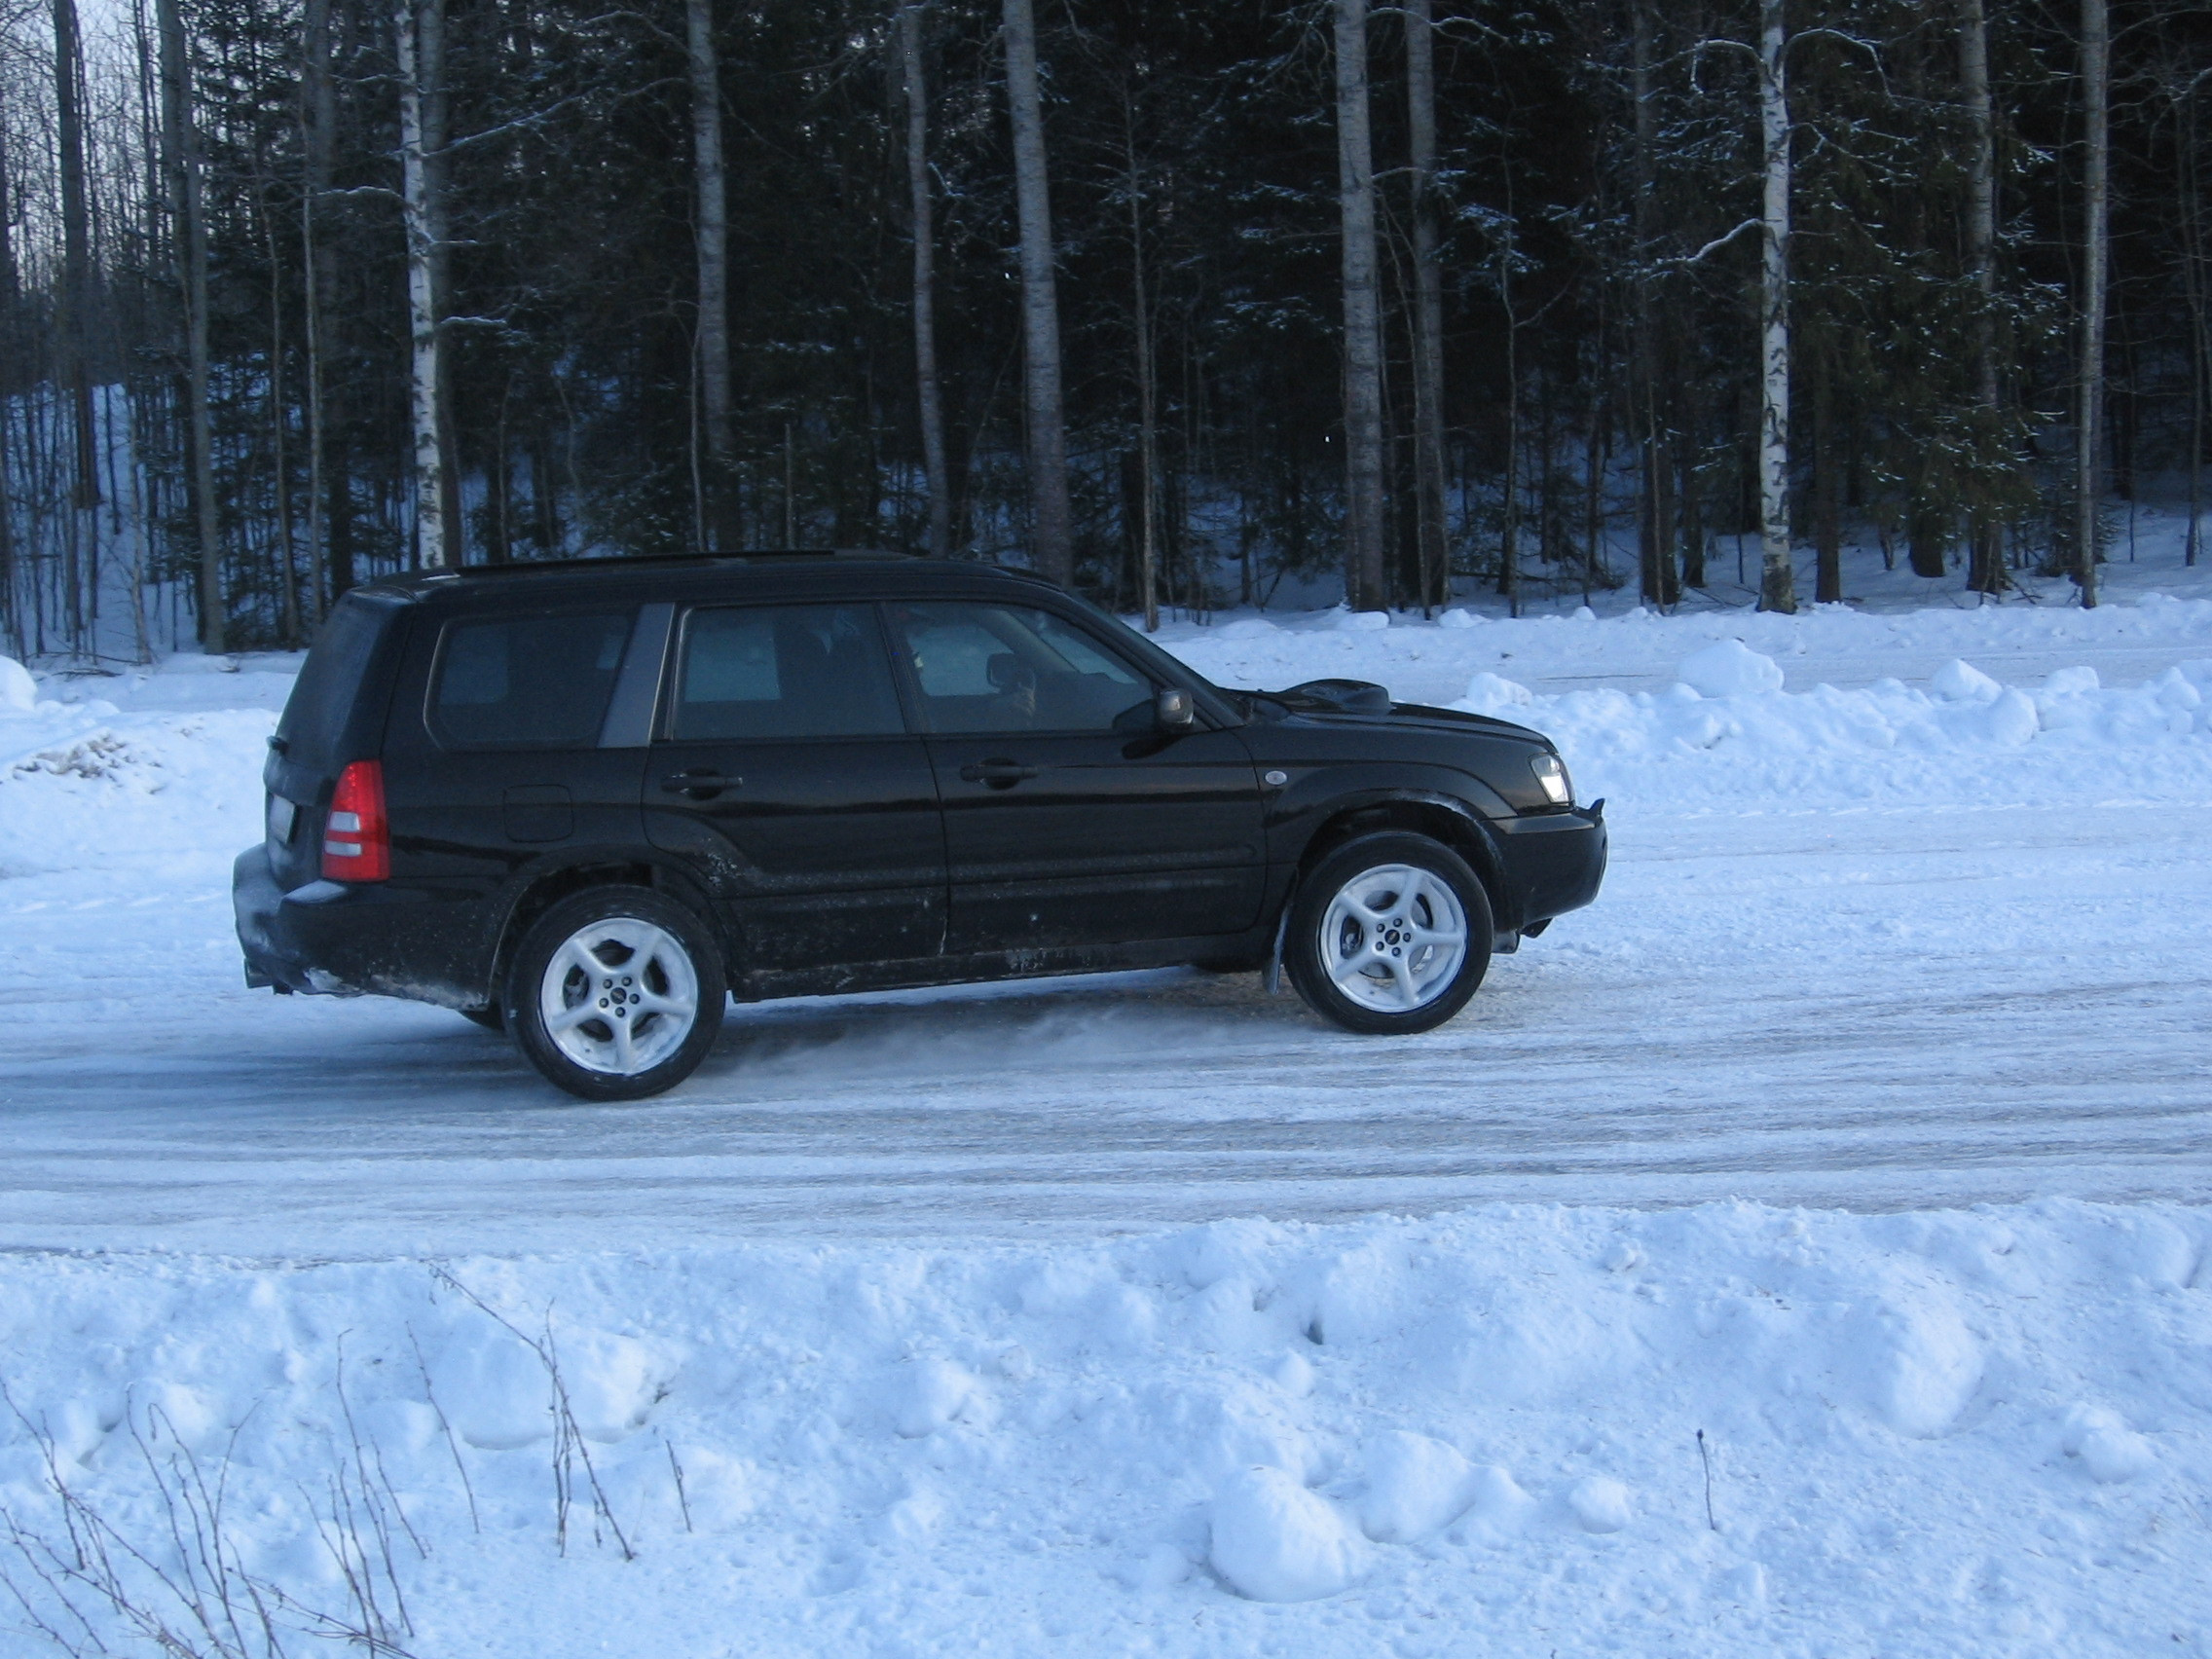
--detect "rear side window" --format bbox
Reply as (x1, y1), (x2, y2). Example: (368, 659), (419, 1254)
(431, 609), (634, 749)
(275, 592), (400, 769)
(673, 605), (904, 741)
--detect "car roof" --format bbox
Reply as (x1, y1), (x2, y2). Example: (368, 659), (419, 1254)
(352, 551), (1065, 610)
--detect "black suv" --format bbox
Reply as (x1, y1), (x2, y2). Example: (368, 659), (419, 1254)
(235, 554), (1605, 1098)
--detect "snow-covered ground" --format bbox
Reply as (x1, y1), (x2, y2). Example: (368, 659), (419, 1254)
(2, 540), (2210, 1654)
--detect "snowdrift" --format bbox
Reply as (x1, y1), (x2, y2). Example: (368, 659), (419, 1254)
(1, 1201), (2206, 1654)
(0, 697), (273, 883)
(1454, 645), (2212, 810)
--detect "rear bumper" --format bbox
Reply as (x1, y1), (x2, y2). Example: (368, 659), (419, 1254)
(233, 844), (479, 1006)
(1491, 800), (1607, 931)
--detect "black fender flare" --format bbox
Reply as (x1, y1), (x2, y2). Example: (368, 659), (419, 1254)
(484, 848), (736, 1003)
(1279, 789), (1515, 933)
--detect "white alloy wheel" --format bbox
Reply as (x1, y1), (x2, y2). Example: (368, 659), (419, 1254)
(1316, 863), (1469, 1014)
(537, 916), (700, 1077)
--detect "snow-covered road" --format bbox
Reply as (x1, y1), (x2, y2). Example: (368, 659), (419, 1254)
(7, 577), (2212, 1658)
(4, 660), (2209, 1254)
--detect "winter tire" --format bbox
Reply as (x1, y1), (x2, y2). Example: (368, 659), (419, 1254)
(504, 885), (726, 1100)
(1284, 831), (1493, 1035)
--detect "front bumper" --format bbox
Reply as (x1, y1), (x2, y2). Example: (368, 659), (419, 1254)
(1491, 799), (1607, 931)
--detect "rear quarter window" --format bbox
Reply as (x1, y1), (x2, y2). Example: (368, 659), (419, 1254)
(430, 609), (635, 749)
(275, 592), (403, 770)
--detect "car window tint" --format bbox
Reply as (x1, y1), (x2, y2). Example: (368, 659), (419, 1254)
(885, 602), (1153, 734)
(432, 609), (633, 749)
(276, 591), (399, 769)
(674, 605), (904, 741)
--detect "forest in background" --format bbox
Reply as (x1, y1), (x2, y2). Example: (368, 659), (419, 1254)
(0, 0), (2206, 659)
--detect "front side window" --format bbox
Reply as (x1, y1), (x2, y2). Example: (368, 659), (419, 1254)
(431, 609), (633, 749)
(884, 602), (1154, 734)
(672, 604), (904, 741)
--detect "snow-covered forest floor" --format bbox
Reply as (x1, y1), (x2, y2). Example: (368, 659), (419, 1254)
(2, 536), (2210, 1655)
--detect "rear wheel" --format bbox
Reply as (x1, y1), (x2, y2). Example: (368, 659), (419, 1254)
(1284, 832), (1492, 1035)
(504, 886), (726, 1100)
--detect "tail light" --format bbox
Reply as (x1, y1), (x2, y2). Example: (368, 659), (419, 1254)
(322, 759), (389, 882)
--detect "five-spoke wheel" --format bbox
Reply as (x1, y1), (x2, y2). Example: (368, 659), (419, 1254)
(1285, 832), (1493, 1035)
(505, 886), (725, 1099)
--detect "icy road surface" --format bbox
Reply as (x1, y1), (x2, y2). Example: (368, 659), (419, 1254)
(6, 592), (2212, 1255)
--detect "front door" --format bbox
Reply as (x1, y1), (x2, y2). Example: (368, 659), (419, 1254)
(881, 599), (1267, 954)
(645, 602), (946, 972)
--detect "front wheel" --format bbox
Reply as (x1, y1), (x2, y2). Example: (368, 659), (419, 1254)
(504, 886), (726, 1100)
(1284, 832), (1493, 1035)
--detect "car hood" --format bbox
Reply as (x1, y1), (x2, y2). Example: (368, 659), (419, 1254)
(1246, 686), (1547, 748)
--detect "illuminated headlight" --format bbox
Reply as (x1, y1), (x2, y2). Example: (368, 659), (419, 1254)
(1530, 751), (1572, 806)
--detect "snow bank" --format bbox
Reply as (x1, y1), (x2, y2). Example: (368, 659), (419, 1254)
(1, 1200), (2205, 1655)
(1455, 645), (2212, 810)
(0, 697), (274, 881)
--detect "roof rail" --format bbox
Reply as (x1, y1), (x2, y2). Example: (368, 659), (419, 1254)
(421, 548), (916, 578)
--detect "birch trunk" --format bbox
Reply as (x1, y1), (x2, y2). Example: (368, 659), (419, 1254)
(1001, 0), (1073, 584)
(1404, 0), (1447, 613)
(1960, 0), (2006, 594)
(898, 5), (951, 561)
(1334, 0), (1386, 612)
(158, 0), (224, 647)
(0, 100), (17, 654)
(398, 0), (446, 569)
(300, 0), (333, 612)
(688, 0), (736, 549)
(423, 0), (461, 562)
(1755, 0), (1797, 613)
(2076, 0), (2108, 608)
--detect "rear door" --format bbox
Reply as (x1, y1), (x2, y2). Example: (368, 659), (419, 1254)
(376, 603), (656, 989)
(644, 602), (946, 972)
(882, 599), (1267, 953)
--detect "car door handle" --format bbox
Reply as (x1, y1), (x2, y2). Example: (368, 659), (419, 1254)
(661, 769), (742, 798)
(959, 759), (1039, 788)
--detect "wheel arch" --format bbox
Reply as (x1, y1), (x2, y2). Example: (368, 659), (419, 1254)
(489, 853), (732, 1002)
(1289, 793), (1513, 933)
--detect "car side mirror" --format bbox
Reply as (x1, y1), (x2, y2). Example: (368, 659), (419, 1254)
(1155, 686), (1196, 732)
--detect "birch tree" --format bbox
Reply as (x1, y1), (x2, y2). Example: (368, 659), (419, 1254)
(1335, 0), (1385, 613)
(397, 0), (447, 569)
(0, 90), (17, 658)
(1002, 0), (1073, 585)
(688, 0), (735, 549)
(898, 4), (951, 561)
(1754, 0), (1797, 614)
